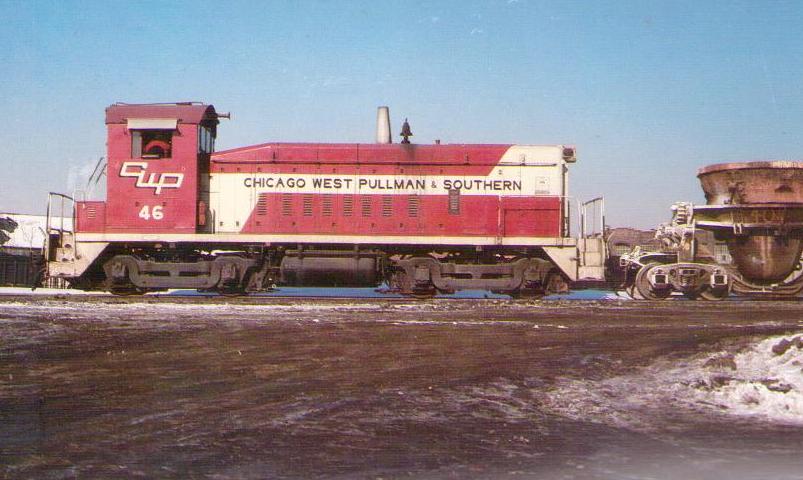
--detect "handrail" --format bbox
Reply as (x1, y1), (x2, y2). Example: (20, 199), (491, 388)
(579, 196), (605, 238)
(44, 192), (76, 261)
(83, 156), (106, 200)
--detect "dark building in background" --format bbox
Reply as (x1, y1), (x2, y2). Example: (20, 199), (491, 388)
(0, 213), (69, 288)
(0, 253), (37, 287)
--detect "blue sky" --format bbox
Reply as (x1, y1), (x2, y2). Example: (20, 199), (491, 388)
(1, 0), (802, 228)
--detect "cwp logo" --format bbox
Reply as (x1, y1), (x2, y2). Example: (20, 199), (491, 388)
(119, 162), (184, 194)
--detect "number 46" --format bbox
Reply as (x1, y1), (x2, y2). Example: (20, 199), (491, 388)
(138, 205), (164, 220)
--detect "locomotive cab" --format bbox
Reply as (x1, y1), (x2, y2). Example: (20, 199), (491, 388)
(74, 102), (220, 235)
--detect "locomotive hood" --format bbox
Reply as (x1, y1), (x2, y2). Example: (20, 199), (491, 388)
(211, 143), (575, 166)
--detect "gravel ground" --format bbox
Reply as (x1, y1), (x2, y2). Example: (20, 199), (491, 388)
(1, 296), (803, 479)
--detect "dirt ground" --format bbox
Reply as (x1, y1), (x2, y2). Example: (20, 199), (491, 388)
(1, 295), (802, 479)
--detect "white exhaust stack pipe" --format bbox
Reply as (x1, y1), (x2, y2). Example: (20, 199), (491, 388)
(376, 106), (391, 144)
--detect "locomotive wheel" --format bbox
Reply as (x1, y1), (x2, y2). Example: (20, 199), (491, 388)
(544, 272), (569, 295)
(218, 287), (247, 297)
(634, 263), (671, 300)
(502, 289), (545, 300)
(699, 286), (729, 301)
(389, 266), (437, 298)
(622, 268), (643, 299)
(626, 284), (644, 300)
(109, 284), (146, 296)
(411, 287), (437, 299)
(215, 259), (249, 297)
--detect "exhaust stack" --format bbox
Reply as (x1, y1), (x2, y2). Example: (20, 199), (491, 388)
(376, 106), (391, 144)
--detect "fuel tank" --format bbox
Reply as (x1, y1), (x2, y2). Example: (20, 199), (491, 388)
(279, 250), (382, 287)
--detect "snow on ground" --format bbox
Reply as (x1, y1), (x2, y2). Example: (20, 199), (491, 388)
(0, 287), (103, 295)
(0, 286), (623, 300)
(544, 334), (803, 427)
(0, 300), (561, 329)
(695, 335), (803, 422)
(0, 299), (391, 315)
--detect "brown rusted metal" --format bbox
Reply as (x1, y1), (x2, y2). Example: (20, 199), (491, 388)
(728, 235), (802, 283)
(696, 161), (803, 284)
(698, 161), (803, 204)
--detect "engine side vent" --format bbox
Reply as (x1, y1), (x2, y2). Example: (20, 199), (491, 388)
(303, 195), (313, 216)
(361, 197), (372, 217)
(382, 196), (393, 217)
(448, 189), (460, 215)
(343, 195), (354, 217)
(408, 195), (420, 217)
(281, 194), (292, 216)
(256, 194), (268, 216)
(322, 195), (333, 216)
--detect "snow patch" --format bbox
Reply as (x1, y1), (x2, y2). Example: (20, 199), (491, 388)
(544, 334), (803, 427)
(695, 335), (803, 422)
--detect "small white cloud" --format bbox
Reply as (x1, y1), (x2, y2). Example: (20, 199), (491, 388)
(470, 28), (484, 35)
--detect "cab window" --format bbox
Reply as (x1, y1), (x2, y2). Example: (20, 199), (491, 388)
(198, 125), (215, 154)
(132, 130), (173, 159)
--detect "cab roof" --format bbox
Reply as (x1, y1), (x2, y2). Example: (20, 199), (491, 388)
(105, 102), (218, 125)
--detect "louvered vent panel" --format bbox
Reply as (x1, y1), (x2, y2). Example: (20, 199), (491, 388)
(322, 195), (333, 216)
(407, 196), (420, 217)
(256, 194), (268, 216)
(361, 197), (372, 217)
(343, 196), (354, 217)
(281, 194), (292, 216)
(448, 189), (460, 215)
(382, 196), (392, 217)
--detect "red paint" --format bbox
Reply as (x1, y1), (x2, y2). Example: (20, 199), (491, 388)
(211, 143), (511, 175)
(99, 103), (218, 233)
(240, 193), (561, 238)
(105, 103), (216, 125)
(75, 201), (106, 233)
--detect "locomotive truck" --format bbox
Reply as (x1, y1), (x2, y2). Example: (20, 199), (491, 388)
(45, 102), (608, 296)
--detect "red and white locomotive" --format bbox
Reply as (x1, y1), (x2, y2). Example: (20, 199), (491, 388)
(46, 102), (606, 296)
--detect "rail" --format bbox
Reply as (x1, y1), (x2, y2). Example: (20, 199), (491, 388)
(523, 194), (604, 240)
(44, 192), (75, 259)
(579, 197), (605, 239)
